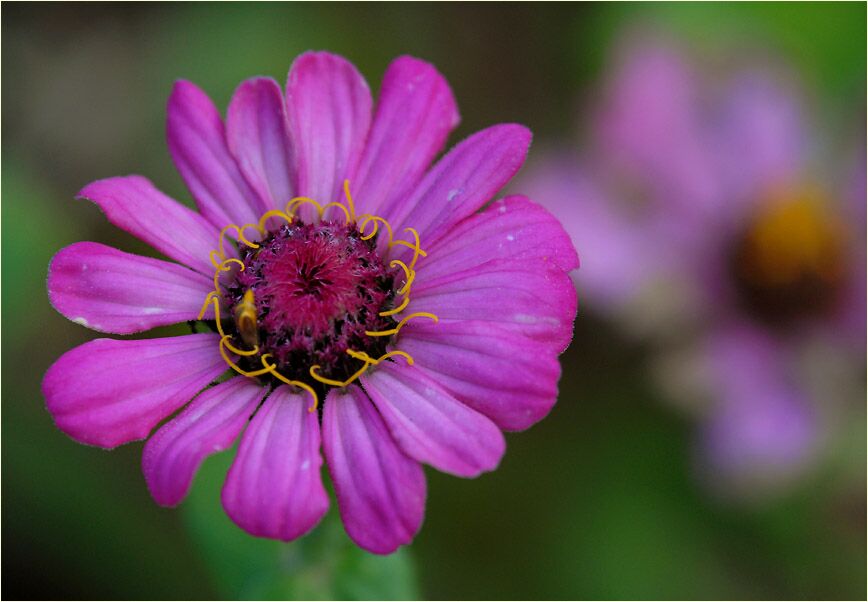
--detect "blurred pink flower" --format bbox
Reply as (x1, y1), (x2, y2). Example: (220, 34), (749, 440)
(43, 52), (578, 552)
(519, 33), (865, 496)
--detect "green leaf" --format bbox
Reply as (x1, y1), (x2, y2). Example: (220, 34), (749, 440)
(183, 450), (419, 600)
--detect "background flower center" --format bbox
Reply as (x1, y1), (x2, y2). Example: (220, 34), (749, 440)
(728, 188), (848, 326)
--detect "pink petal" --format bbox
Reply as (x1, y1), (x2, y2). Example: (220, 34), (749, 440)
(42, 334), (226, 448)
(714, 72), (805, 208)
(389, 124), (531, 248)
(362, 361), (505, 477)
(322, 386), (426, 554)
(142, 376), (267, 506)
(398, 320), (561, 431)
(410, 195), (579, 349)
(700, 324), (817, 487)
(78, 176), (227, 276)
(226, 77), (295, 209)
(411, 258), (576, 351)
(48, 242), (214, 334)
(222, 386), (329, 542)
(286, 52), (372, 216)
(595, 35), (720, 228)
(515, 157), (662, 308)
(167, 80), (268, 227)
(417, 195), (579, 279)
(352, 55), (459, 218)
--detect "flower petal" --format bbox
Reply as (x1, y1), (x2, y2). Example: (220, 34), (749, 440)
(142, 376), (267, 506)
(596, 36), (720, 222)
(42, 333), (226, 448)
(388, 124), (531, 248)
(48, 241), (214, 334)
(362, 361), (505, 477)
(411, 258), (576, 351)
(222, 386), (329, 542)
(167, 80), (267, 227)
(322, 386), (426, 554)
(77, 175), (226, 276)
(286, 52), (372, 214)
(226, 77), (295, 209)
(699, 325), (817, 489)
(714, 72), (805, 207)
(352, 55), (459, 218)
(398, 320), (561, 431)
(702, 384), (816, 488)
(416, 195), (579, 279)
(410, 195), (578, 349)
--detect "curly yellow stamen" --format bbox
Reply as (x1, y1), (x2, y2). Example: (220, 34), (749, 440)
(309, 362), (371, 388)
(213, 258), (244, 292)
(390, 259), (416, 295)
(257, 209), (295, 234)
(218, 224), (242, 260)
(390, 227), (428, 269)
(346, 349), (415, 366)
(218, 337), (274, 377)
(236, 223), (264, 249)
(197, 291), (219, 321)
(310, 348), (415, 389)
(379, 295), (410, 317)
(365, 312), (439, 337)
(318, 202), (350, 224)
(262, 355), (319, 412)
(359, 215), (394, 243)
(209, 249), (225, 270)
(285, 196), (324, 217)
(343, 179), (357, 221)
(220, 335), (259, 357)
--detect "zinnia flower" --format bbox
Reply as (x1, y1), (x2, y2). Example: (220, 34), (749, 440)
(518, 33), (864, 496)
(43, 52), (579, 552)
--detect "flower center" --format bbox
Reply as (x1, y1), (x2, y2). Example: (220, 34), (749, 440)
(223, 221), (398, 383)
(729, 185), (848, 326)
(197, 181), (437, 411)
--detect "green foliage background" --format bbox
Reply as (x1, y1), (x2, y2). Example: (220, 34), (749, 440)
(2, 3), (864, 599)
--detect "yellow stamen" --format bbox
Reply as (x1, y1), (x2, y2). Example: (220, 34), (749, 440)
(209, 249), (225, 270)
(213, 258), (244, 292)
(309, 362), (371, 388)
(220, 335), (259, 357)
(359, 215), (394, 243)
(365, 312), (439, 337)
(390, 259), (416, 295)
(218, 224), (241, 260)
(197, 292), (219, 321)
(234, 289), (259, 348)
(236, 223), (263, 249)
(285, 196), (324, 217)
(346, 349), (415, 366)
(219, 337), (273, 377)
(262, 354), (319, 411)
(257, 209), (295, 234)
(379, 295), (410, 316)
(320, 201), (352, 224)
(390, 227), (428, 269)
(343, 179), (357, 221)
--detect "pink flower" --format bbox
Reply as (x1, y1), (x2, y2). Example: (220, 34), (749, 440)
(43, 52), (578, 553)
(518, 33), (864, 496)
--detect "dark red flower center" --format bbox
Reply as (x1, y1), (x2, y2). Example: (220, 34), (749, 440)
(222, 221), (399, 385)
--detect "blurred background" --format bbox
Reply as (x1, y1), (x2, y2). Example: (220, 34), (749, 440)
(2, 2), (865, 599)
